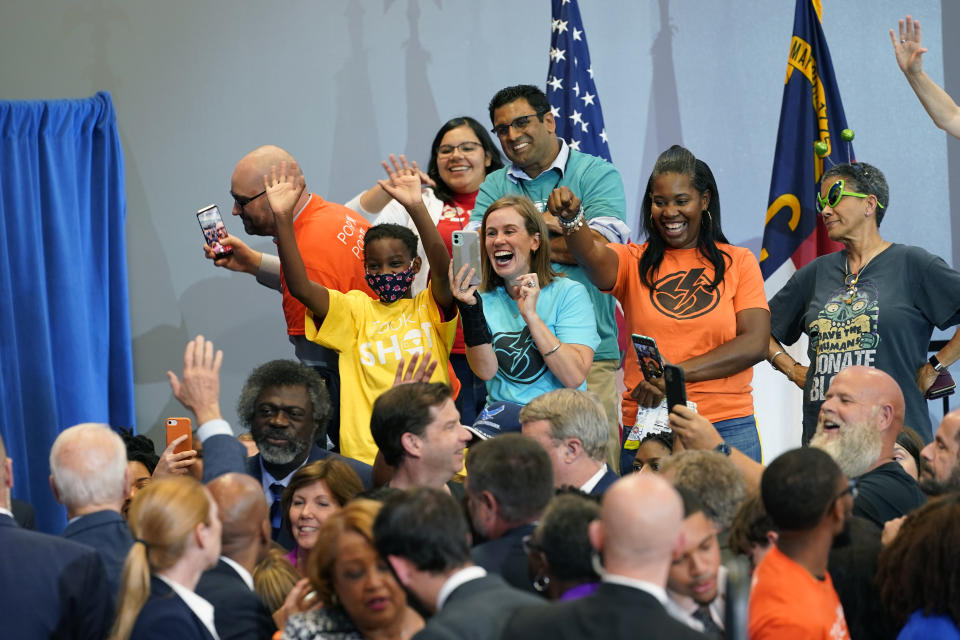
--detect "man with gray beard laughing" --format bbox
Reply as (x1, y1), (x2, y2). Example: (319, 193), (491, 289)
(810, 366), (926, 528)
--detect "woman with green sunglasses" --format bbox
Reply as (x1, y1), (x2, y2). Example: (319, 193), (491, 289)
(767, 161), (960, 445)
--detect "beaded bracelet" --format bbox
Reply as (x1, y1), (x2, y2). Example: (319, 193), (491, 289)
(558, 207), (585, 235)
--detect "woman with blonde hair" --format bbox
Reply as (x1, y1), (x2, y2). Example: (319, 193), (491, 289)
(450, 194), (599, 407)
(283, 499), (423, 640)
(109, 476), (222, 640)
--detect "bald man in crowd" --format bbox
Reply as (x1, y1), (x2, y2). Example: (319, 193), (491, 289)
(196, 472), (277, 640)
(49, 423), (133, 601)
(501, 473), (706, 639)
(206, 145), (372, 448)
(809, 366), (926, 527)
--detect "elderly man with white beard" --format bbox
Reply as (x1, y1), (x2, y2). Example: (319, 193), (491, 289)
(809, 366), (926, 528)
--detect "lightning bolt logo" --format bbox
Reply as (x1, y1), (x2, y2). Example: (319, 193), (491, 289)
(651, 268), (722, 320)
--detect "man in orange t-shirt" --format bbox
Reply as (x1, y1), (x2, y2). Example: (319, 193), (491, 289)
(206, 145), (373, 448)
(749, 447), (852, 640)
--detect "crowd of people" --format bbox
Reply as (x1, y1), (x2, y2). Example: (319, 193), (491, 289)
(3, 14), (960, 640)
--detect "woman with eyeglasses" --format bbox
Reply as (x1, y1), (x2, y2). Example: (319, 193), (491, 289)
(346, 117), (504, 425)
(559, 145), (769, 462)
(281, 459), (364, 575)
(767, 161), (960, 444)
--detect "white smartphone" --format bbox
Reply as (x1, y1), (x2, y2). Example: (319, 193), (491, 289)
(451, 230), (482, 287)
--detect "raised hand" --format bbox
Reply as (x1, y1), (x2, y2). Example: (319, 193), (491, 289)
(890, 15), (926, 75)
(547, 186), (582, 221)
(392, 351), (439, 386)
(377, 154), (423, 209)
(153, 436), (197, 478)
(166, 335), (223, 425)
(449, 261), (479, 306)
(514, 272), (541, 319)
(264, 161), (306, 219)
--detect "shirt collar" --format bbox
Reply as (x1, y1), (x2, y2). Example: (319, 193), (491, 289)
(602, 574), (668, 606)
(220, 555), (255, 591)
(156, 575), (220, 640)
(260, 456), (309, 497)
(666, 564), (727, 627)
(436, 565), (487, 611)
(579, 463), (609, 494)
(505, 138), (569, 183)
(0, 507), (12, 519)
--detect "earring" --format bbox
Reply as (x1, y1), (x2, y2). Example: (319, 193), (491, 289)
(533, 574), (551, 593)
(702, 209), (712, 225)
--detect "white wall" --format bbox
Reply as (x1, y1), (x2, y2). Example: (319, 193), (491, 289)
(0, 0), (952, 455)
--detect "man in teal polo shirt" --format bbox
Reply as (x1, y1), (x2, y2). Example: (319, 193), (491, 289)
(469, 84), (629, 472)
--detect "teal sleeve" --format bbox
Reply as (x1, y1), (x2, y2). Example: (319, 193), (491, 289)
(576, 159), (627, 222)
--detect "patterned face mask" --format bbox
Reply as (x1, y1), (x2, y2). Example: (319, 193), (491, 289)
(365, 264), (417, 303)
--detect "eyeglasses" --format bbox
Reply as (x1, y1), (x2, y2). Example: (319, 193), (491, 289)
(815, 180), (885, 213)
(490, 113), (542, 137)
(255, 403), (308, 421)
(231, 189), (267, 209)
(832, 478), (859, 503)
(437, 141), (483, 156)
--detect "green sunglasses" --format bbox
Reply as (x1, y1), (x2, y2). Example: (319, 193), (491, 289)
(816, 179), (885, 213)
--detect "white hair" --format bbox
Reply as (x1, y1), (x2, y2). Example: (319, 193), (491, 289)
(49, 423), (127, 510)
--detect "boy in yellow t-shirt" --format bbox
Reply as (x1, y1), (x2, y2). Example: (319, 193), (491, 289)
(266, 159), (458, 464)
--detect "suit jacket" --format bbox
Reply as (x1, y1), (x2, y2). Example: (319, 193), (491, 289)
(62, 509), (133, 603)
(500, 582), (708, 640)
(195, 558), (277, 640)
(0, 513), (113, 640)
(415, 573), (543, 640)
(130, 576), (216, 640)
(470, 523), (540, 594)
(589, 467), (621, 496)
(11, 498), (35, 529)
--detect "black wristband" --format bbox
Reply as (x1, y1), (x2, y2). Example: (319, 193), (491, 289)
(456, 295), (493, 347)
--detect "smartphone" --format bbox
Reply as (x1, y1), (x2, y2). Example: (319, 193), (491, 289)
(197, 204), (233, 257)
(165, 417), (193, 455)
(631, 334), (664, 380)
(451, 230), (481, 287)
(663, 364), (687, 412)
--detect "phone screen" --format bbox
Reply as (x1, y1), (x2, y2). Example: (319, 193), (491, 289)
(197, 204), (233, 256)
(631, 334), (663, 380)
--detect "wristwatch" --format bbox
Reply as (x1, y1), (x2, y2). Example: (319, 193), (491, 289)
(929, 354), (944, 372)
(714, 442), (731, 457)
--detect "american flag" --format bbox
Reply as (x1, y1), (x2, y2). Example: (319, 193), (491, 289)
(546, 0), (612, 162)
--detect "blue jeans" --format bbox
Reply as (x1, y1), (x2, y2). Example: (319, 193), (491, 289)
(715, 415), (762, 463)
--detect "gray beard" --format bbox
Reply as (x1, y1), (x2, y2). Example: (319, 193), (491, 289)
(257, 439), (309, 466)
(810, 422), (882, 479)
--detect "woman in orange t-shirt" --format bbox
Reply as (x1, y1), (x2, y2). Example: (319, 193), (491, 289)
(556, 145), (769, 461)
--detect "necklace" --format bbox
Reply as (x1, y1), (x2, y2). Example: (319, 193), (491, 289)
(843, 242), (888, 303)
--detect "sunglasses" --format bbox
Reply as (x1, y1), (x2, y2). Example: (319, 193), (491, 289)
(815, 179), (885, 214)
(231, 189), (267, 209)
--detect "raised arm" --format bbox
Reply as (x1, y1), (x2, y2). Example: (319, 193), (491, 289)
(669, 405), (763, 491)
(377, 155), (454, 315)
(547, 187), (621, 290)
(355, 155), (436, 216)
(265, 162), (331, 321)
(891, 15), (960, 137)
(515, 273), (594, 388)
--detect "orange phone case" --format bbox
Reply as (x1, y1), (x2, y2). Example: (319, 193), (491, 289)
(165, 417), (193, 454)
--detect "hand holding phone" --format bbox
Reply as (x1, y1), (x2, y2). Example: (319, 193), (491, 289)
(197, 204), (233, 257)
(663, 364), (687, 413)
(451, 230), (481, 287)
(165, 417), (193, 455)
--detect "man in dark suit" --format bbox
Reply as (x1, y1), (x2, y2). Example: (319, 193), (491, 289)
(374, 487), (542, 640)
(196, 473), (278, 639)
(0, 432), (114, 639)
(465, 434), (553, 594)
(49, 422), (134, 603)
(167, 336), (371, 548)
(501, 473), (706, 640)
(520, 389), (620, 496)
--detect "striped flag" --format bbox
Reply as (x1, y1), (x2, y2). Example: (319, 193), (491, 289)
(760, 0), (852, 294)
(546, 0), (612, 161)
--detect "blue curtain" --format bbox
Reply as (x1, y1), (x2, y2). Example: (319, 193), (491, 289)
(0, 92), (134, 534)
